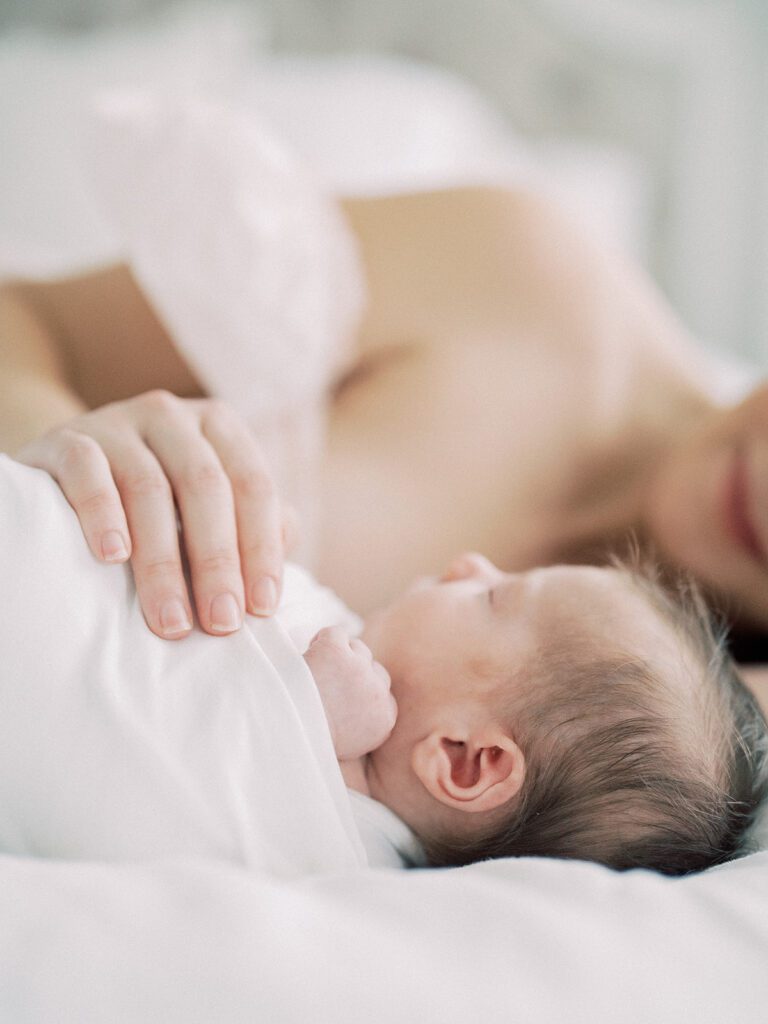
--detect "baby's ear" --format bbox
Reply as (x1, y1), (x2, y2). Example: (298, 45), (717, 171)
(412, 728), (525, 814)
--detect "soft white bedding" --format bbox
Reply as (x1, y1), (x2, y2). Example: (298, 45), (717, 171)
(1, 849), (766, 1023)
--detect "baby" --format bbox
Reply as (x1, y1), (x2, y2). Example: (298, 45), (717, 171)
(308, 551), (768, 875)
(1, 455), (766, 876)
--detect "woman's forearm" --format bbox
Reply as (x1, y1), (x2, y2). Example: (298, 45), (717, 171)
(0, 282), (85, 453)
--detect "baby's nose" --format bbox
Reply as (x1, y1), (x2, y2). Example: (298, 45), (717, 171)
(440, 552), (497, 582)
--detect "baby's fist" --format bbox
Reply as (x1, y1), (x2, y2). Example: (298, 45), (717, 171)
(304, 626), (397, 760)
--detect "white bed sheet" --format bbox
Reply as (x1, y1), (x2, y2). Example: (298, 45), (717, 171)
(1, 850), (766, 1024)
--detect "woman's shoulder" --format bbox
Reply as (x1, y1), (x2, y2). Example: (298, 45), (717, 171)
(340, 186), (549, 361)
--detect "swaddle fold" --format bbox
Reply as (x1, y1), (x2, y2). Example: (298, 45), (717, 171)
(0, 456), (365, 876)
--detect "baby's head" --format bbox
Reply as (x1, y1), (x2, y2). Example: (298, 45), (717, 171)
(361, 552), (768, 874)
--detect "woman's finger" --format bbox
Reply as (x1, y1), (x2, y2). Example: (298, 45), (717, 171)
(110, 442), (194, 640)
(141, 408), (245, 637)
(281, 503), (301, 556)
(200, 402), (285, 617)
(16, 428), (132, 564)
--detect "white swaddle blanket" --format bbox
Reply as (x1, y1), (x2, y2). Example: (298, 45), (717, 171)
(0, 455), (366, 876)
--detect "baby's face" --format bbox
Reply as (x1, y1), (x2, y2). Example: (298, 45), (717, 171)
(361, 554), (681, 819)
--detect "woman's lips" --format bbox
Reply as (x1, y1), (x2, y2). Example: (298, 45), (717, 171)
(723, 447), (765, 563)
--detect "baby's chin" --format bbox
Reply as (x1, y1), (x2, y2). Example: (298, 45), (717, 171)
(365, 716), (408, 787)
(365, 708), (426, 805)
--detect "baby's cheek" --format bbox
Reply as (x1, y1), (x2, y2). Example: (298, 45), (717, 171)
(467, 652), (504, 682)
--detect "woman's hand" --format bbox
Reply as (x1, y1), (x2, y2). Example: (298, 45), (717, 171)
(15, 390), (293, 639)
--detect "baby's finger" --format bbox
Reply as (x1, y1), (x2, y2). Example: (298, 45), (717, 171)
(372, 661), (392, 687)
(112, 444), (194, 639)
(18, 429), (131, 564)
(349, 637), (374, 661)
(387, 693), (398, 730)
(314, 625), (351, 648)
(201, 404), (284, 617)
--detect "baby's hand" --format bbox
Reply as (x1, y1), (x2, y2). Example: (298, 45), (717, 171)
(304, 626), (397, 761)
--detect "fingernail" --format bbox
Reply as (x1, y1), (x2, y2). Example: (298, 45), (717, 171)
(250, 576), (278, 615)
(159, 599), (192, 637)
(210, 592), (242, 633)
(102, 530), (129, 562)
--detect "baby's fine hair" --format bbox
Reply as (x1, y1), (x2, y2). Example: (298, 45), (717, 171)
(421, 554), (768, 875)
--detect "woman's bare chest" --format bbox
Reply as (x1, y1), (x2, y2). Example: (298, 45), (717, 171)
(315, 338), (615, 611)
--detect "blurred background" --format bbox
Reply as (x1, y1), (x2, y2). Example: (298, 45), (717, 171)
(1, 0), (767, 368)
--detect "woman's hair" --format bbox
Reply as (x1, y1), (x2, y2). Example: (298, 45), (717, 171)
(420, 556), (768, 875)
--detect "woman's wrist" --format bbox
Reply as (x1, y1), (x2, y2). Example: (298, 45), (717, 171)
(0, 372), (85, 455)
(0, 283), (87, 453)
